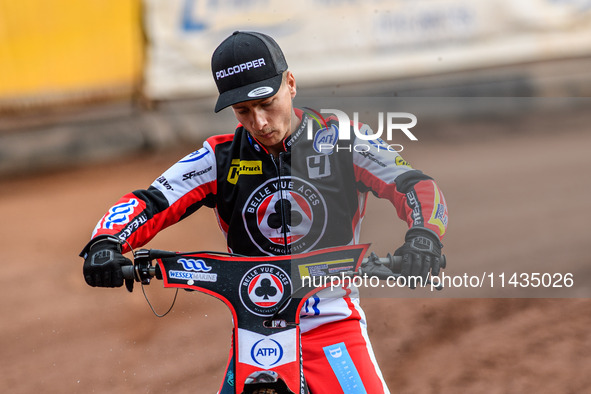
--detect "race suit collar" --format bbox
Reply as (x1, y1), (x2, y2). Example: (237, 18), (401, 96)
(283, 108), (307, 151)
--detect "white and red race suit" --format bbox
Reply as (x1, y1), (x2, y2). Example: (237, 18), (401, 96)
(86, 108), (448, 393)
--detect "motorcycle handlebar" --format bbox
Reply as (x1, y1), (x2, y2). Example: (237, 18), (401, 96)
(121, 253), (447, 281)
(122, 264), (156, 281)
(120, 257), (398, 282)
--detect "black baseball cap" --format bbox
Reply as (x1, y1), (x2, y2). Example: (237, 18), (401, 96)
(212, 31), (288, 113)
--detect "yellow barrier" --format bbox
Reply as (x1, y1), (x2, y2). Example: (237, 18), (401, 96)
(0, 0), (143, 104)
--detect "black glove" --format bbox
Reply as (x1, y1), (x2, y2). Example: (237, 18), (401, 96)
(82, 236), (132, 287)
(394, 228), (444, 288)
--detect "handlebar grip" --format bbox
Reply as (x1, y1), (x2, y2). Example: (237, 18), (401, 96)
(360, 254), (446, 277)
(122, 265), (135, 280)
(121, 264), (159, 281)
(367, 255), (446, 271)
(146, 249), (178, 259)
(121, 264), (158, 292)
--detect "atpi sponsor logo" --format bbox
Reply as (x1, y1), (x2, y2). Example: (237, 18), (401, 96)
(237, 329), (297, 369)
(251, 338), (284, 367)
(312, 124), (338, 154)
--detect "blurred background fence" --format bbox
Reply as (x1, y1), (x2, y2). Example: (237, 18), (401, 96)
(1, 0), (590, 178)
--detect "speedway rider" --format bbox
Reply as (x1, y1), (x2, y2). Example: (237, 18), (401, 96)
(81, 31), (448, 393)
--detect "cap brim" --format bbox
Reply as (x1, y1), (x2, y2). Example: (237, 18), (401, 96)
(214, 74), (283, 113)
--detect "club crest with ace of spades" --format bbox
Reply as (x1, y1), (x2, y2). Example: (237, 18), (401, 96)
(267, 199), (303, 235)
(242, 177), (328, 255)
(239, 264), (292, 316)
(255, 277), (278, 300)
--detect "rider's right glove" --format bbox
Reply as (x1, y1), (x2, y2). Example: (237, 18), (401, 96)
(394, 227), (444, 289)
(81, 236), (132, 287)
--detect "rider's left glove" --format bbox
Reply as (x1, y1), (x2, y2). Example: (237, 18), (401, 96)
(82, 236), (131, 287)
(394, 227), (444, 289)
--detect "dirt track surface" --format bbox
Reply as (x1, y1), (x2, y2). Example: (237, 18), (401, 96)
(1, 106), (590, 393)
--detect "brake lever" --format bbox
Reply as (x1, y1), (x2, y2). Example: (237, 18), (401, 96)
(359, 252), (397, 280)
(125, 276), (134, 293)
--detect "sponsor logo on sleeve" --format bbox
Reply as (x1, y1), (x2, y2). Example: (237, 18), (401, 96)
(178, 148), (209, 163)
(395, 156), (412, 167)
(406, 191), (423, 227)
(103, 199), (139, 229)
(182, 166), (213, 181)
(428, 183), (448, 235)
(118, 213), (148, 241)
(156, 176), (173, 191)
(356, 151), (387, 167)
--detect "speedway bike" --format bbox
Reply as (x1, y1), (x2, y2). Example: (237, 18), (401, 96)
(121, 244), (444, 394)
